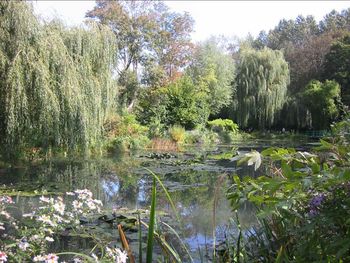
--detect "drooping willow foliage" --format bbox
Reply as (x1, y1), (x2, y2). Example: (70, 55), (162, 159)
(234, 47), (290, 129)
(0, 2), (118, 159)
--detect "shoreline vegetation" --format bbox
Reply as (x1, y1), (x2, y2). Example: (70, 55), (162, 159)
(1, 1), (350, 262)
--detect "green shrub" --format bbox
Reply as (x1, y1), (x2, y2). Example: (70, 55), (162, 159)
(207, 119), (239, 133)
(148, 117), (166, 138)
(168, 125), (186, 144)
(104, 113), (150, 152)
(184, 129), (219, 145)
(226, 120), (350, 262)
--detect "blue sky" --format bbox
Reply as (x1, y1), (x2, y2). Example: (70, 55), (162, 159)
(33, 1), (350, 41)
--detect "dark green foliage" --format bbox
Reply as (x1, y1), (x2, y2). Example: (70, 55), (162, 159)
(324, 34), (350, 105)
(252, 9), (350, 130)
(166, 76), (209, 129)
(303, 80), (341, 129)
(137, 76), (209, 130)
(227, 120), (350, 261)
(0, 2), (118, 159)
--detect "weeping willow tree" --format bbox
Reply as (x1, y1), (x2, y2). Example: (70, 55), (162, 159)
(278, 95), (311, 130)
(234, 47), (290, 129)
(0, 2), (118, 159)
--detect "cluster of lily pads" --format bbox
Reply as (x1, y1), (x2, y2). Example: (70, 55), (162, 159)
(0, 190), (127, 262)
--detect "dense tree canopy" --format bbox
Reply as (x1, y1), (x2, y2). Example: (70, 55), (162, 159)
(303, 80), (341, 129)
(324, 34), (350, 106)
(0, 2), (118, 159)
(136, 76), (209, 130)
(187, 38), (235, 115)
(234, 47), (290, 129)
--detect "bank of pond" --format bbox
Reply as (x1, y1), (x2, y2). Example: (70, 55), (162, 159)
(0, 123), (349, 262)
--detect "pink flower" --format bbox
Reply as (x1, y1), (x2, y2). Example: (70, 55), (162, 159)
(0, 251), (7, 263)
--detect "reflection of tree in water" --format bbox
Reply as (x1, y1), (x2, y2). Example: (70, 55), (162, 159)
(0, 143), (310, 260)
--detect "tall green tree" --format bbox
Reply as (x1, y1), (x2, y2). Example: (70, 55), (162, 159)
(319, 8), (350, 33)
(0, 2), (118, 159)
(86, 0), (194, 106)
(235, 47), (290, 129)
(187, 38), (235, 115)
(303, 80), (342, 129)
(324, 34), (350, 106)
(137, 76), (209, 130)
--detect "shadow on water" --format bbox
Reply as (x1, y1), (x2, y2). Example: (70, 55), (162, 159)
(0, 139), (312, 261)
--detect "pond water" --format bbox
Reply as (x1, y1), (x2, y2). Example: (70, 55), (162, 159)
(0, 139), (313, 262)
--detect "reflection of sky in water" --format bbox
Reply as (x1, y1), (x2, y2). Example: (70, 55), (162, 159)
(102, 179), (120, 200)
(0, 140), (310, 261)
(137, 178), (147, 204)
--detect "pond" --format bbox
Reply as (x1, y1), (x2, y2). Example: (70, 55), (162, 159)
(0, 139), (313, 262)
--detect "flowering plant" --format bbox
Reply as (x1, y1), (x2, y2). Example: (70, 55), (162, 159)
(0, 189), (127, 263)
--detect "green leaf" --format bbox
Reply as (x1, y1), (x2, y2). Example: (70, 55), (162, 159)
(281, 161), (294, 179)
(343, 169), (350, 180)
(261, 147), (277, 157)
(146, 177), (156, 263)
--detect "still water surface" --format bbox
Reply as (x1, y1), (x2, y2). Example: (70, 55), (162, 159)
(0, 139), (311, 262)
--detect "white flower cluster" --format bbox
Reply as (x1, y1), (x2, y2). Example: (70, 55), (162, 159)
(105, 247), (128, 263)
(68, 189), (103, 215)
(0, 196), (14, 232)
(33, 253), (59, 263)
(0, 189), (127, 263)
